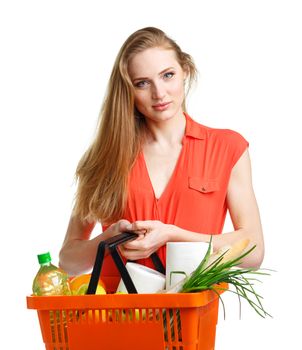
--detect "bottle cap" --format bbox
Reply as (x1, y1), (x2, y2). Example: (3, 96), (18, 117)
(37, 252), (51, 264)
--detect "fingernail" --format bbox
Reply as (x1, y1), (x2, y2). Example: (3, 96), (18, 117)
(126, 224), (132, 230)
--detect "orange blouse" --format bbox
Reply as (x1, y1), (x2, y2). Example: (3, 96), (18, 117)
(101, 113), (248, 290)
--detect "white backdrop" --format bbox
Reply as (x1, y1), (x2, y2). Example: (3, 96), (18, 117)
(1, 0), (301, 349)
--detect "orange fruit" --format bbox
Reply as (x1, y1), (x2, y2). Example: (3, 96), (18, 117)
(69, 274), (106, 295)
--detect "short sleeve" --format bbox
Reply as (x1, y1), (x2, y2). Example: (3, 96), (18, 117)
(226, 130), (249, 167)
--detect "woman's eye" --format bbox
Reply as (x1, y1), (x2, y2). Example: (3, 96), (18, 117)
(163, 72), (175, 79)
(135, 80), (149, 88)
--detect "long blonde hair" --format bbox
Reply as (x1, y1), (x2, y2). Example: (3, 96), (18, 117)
(73, 27), (198, 224)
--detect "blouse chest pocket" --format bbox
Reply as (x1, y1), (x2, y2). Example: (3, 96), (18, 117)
(188, 177), (220, 193)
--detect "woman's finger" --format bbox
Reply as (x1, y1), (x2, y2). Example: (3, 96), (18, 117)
(117, 219), (131, 232)
(110, 219), (131, 235)
(126, 220), (154, 232)
(119, 246), (153, 260)
(128, 228), (147, 235)
(124, 235), (147, 249)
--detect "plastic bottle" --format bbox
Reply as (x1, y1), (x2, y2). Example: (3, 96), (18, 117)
(32, 252), (71, 296)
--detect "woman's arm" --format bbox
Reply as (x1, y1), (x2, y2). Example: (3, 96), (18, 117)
(221, 148), (264, 268)
(121, 149), (264, 268)
(59, 215), (130, 275)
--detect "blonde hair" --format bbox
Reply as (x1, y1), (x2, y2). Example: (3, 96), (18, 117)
(73, 27), (198, 224)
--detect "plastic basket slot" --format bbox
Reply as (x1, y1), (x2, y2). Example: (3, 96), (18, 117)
(155, 308), (160, 321)
(163, 308), (170, 342)
(76, 309), (84, 323)
(108, 309), (114, 322)
(48, 310), (56, 344)
(147, 308), (153, 321)
(98, 309), (107, 323)
(53, 310), (62, 345)
(61, 310), (69, 345)
(47, 309), (69, 350)
(172, 308), (182, 342)
(112, 308), (121, 322)
(162, 307), (185, 350)
(103, 309), (109, 322)
(127, 308), (137, 322)
(123, 308), (130, 322)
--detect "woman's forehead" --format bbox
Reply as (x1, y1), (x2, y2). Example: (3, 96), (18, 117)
(128, 47), (180, 79)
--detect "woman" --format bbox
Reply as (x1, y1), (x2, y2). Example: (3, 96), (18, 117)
(59, 27), (264, 290)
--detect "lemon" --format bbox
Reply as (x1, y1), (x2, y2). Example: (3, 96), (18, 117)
(69, 273), (106, 295)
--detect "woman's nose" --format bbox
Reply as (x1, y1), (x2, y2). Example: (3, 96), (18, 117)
(151, 81), (166, 100)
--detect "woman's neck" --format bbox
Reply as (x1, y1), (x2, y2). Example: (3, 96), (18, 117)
(145, 111), (186, 146)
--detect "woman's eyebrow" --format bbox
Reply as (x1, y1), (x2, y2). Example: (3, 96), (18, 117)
(132, 67), (176, 82)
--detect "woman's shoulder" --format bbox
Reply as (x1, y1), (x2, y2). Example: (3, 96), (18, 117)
(187, 116), (249, 168)
(208, 125), (247, 145)
(189, 116), (248, 147)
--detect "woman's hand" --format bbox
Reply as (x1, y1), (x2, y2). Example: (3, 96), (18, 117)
(59, 217), (132, 275)
(118, 220), (172, 260)
(105, 219), (132, 238)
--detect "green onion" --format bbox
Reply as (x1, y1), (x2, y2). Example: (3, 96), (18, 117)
(178, 237), (272, 318)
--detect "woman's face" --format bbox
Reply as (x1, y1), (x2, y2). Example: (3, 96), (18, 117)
(128, 47), (187, 123)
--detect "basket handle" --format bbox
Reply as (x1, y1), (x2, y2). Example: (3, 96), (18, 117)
(86, 231), (165, 294)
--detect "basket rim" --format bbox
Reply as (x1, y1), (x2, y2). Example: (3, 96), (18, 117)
(27, 283), (228, 310)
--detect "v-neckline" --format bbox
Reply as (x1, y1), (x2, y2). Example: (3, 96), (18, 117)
(141, 139), (186, 202)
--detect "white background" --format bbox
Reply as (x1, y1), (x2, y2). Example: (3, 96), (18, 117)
(1, 0), (301, 349)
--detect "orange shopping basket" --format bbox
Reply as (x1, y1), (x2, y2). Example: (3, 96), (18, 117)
(27, 232), (227, 350)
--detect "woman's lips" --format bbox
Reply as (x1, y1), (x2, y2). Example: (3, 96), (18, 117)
(152, 102), (171, 111)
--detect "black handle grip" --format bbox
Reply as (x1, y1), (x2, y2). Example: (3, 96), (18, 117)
(86, 231), (166, 294)
(150, 252), (165, 274)
(87, 231), (138, 294)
